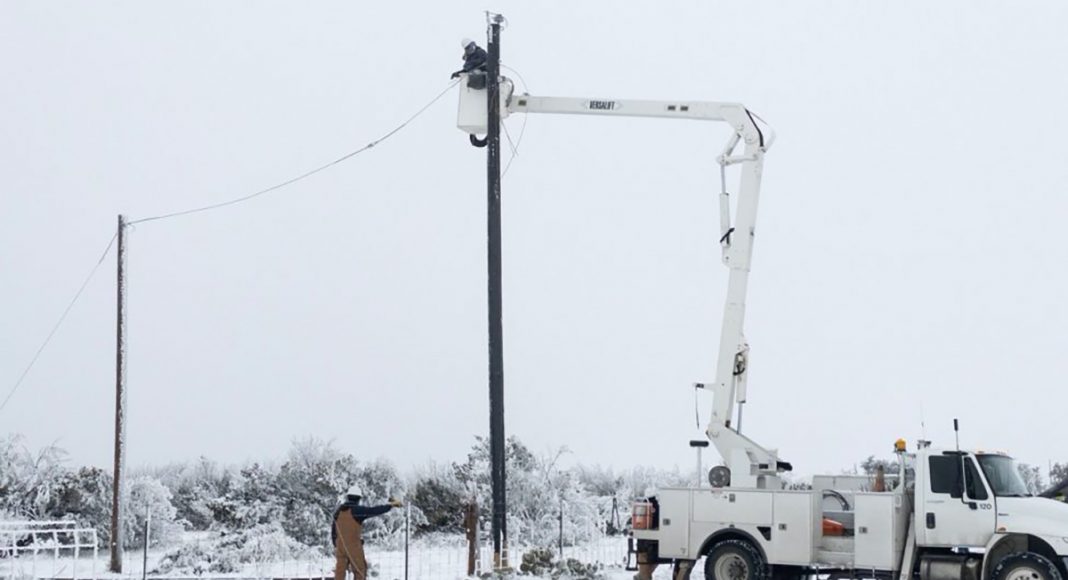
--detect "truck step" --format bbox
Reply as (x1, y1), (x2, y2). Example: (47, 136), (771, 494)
(816, 549), (855, 567)
(818, 536), (855, 553)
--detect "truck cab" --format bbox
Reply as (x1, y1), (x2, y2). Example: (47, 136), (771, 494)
(915, 448), (1068, 580)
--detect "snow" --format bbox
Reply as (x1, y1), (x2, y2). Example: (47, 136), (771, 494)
(3, 533), (638, 580)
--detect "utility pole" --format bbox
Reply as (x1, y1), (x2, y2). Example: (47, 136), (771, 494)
(485, 12), (507, 570)
(110, 214), (127, 573)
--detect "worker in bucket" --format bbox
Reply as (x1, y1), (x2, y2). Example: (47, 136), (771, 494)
(450, 38), (488, 82)
(332, 484), (403, 580)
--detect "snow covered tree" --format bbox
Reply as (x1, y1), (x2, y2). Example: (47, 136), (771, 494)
(124, 476), (183, 549)
(152, 457), (229, 531)
(1050, 463), (1068, 487)
(276, 437), (358, 547)
(454, 439), (614, 548)
(0, 434), (67, 518)
(351, 458), (424, 548)
(410, 464), (466, 535)
(1017, 463), (1046, 495)
(46, 466), (112, 545)
(208, 463), (284, 532)
(453, 435), (538, 525)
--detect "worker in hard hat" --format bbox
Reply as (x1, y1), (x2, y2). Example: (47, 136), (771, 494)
(450, 38), (488, 79)
(332, 484), (403, 580)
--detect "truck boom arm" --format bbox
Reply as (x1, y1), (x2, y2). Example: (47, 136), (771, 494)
(460, 84), (787, 487)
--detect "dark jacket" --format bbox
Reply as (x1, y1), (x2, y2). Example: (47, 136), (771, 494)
(331, 497), (393, 544)
(461, 45), (488, 74)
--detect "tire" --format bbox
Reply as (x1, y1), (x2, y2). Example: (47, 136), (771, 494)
(992, 552), (1064, 580)
(704, 539), (767, 580)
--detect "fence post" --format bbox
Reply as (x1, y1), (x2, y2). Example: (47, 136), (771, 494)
(404, 504), (410, 580)
(558, 498), (564, 559)
(142, 506), (151, 580)
(464, 502), (478, 576)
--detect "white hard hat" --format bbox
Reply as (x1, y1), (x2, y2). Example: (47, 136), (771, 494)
(346, 484), (363, 497)
(461, 38), (475, 49)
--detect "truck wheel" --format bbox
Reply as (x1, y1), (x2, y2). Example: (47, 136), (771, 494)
(704, 539), (767, 580)
(992, 553), (1064, 580)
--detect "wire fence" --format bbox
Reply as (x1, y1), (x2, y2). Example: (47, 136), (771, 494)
(0, 505), (633, 580)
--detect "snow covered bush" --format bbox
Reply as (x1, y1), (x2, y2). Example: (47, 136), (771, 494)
(0, 434), (67, 519)
(453, 439), (610, 548)
(154, 538), (240, 575)
(519, 548), (605, 580)
(46, 467), (112, 546)
(154, 523), (318, 575)
(275, 437), (359, 547)
(124, 476), (183, 549)
(410, 463), (466, 535)
(151, 457), (229, 531)
(352, 458), (424, 548)
(207, 463), (285, 532)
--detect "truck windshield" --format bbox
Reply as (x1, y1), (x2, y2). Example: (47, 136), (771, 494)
(977, 454), (1031, 497)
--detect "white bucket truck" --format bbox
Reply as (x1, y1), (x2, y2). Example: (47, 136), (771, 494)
(456, 72), (1068, 580)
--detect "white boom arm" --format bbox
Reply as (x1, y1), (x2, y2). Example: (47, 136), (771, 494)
(459, 81), (788, 488)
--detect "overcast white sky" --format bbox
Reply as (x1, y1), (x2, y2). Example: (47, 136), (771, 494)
(2, 1), (1067, 479)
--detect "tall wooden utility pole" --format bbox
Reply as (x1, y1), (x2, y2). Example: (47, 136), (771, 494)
(110, 214), (127, 573)
(485, 13), (508, 570)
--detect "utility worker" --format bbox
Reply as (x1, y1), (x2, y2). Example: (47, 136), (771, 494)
(450, 38), (488, 79)
(332, 485), (403, 580)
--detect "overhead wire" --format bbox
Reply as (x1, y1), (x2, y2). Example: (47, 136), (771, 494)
(128, 79), (461, 226)
(500, 64), (530, 179)
(0, 232), (119, 415)
(3, 79), (463, 413)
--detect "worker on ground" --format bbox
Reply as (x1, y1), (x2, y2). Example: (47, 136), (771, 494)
(332, 485), (403, 580)
(450, 38), (488, 80)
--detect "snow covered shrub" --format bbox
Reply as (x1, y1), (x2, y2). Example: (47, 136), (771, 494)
(519, 548), (556, 575)
(0, 434), (67, 519)
(208, 463), (284, 531)
(154, 536), (240, 575)
(154, 523), (317, 575)
(46, 467), (112, 546)
(221, 522), (320, 563)
(276, 437), (358, 547)
(351, 458), (421, 548)
(152, 457), (229, 531)
(519, 548), (605, 580)
(273, 438), (417, 548)
(508, 458), (604, 547)
(453, 439), (611, 548)
(124, 476), (183, 549)
(410, 464), (466, 535)
(454, 436), (537, 525)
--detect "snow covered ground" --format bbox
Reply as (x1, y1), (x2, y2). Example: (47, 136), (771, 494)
(0, 535), (657, 580)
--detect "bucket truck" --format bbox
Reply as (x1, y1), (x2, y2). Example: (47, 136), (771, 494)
(456, 76), (1068, 580)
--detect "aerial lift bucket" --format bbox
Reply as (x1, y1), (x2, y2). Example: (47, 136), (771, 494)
(456, 73), (513, 136)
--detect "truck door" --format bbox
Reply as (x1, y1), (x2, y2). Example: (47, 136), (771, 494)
(918, 452), (996, 547)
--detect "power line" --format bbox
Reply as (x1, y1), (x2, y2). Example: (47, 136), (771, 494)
(2, 79), (465, 413)
(0, 232), (119, 415)
(129, 79), (461, 226)
(500, 64), (529, 178)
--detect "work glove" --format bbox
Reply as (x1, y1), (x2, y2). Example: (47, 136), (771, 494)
(388, 497), (404, 508)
